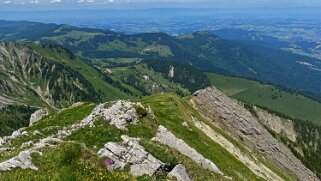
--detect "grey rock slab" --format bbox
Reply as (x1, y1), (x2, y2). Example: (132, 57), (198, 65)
(0, 138), (62, 171)
(191, 87), (319, 181)
(29, 109), (48, 126)
(168, 164), (191, 181)
(153, 125), (223, 175)
(97, 135), (163, 177)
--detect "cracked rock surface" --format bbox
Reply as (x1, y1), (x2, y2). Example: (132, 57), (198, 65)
(0, 128), (28, 147)
(29, 109), (48, 127)
(153, 125), (223, 175)
(56, 100), (142, 139)
(94, 100), (142, 131)
(191, 87), (318, 181)
(0, 100), (143, 174)
(0, 138), (62, 171)
(97, 135), (163, 177)
(168, 164), (191, 181)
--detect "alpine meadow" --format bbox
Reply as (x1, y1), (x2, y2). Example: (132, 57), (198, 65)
(0, 3), (321, 181)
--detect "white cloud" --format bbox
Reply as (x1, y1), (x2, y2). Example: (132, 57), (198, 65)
(4, 0), (12, 4)
(30, 0), (39, 3)
(50, 0), (61, 3)
(77, 0), (96, 3)
(108, 0), (114, 3)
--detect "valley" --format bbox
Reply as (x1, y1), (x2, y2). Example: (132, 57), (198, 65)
(0, 18), (321, 180)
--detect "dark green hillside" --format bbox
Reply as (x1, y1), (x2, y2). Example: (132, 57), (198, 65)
(207, 72), (321, 125)
(143, 59), (211, 93)
(27, 43), (132, 102)
(2, 20), (321, 101)
(103, 59), (210, 97)
(0, 42), (132, 108)
(0, 42), (101, 108)
(0, 105), (36, 136)
(0, 20), (59, 41)
(178, 31), (321, 98)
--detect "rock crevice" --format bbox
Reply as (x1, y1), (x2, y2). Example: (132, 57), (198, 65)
(191, 87), (318, 181)
(153, 125), (223, 175)
(97, 135), (163, 177)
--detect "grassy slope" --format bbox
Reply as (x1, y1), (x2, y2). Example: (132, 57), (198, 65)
(29, 44), (131, 101)
(142, 94), (293, 180)
(0, 94), (293, 180)
(1, 100), (220, 180)
(206, 72), (321, 125)
(0, 103), (136, 181)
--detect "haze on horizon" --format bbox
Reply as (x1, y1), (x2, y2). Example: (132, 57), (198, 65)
(1, 0), (321, 10)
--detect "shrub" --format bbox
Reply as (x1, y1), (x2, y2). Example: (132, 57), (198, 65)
(135, 106), (147, 118)
(60, 143), (83, 165)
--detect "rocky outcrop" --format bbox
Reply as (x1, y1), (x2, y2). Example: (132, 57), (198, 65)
(191, 115), (283, 181)
(97, 135), (163, 177)
(93, 100), (142, 131)
(0, 100), (144, 173)
(56, 100), (142, 139)
(191, 87), (318, 181)
(254, 106), (297, 142)
(29, 109), (48, 126)
(168, 65), (175, 78)
(168, 164), (191, 181)
(153, 125), (223, 175)
(20, 141), (34, 149)
(0, 128), (28, 147)
(0, 138), (62, 171)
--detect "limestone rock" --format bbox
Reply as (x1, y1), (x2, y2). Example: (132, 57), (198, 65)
(191, 115), (283, 181)
(11, 130), (21, 139)
(97, 135), (163, 177)
(147, 106), (156, 121)
(153, 125), (223, 175)
(168, 164), (191, 181)
(168, 65), (175, 78)
(20, 141), (34, 149)
(29, 109), (48, 126)
(54, 101), (143, 140)
(182, 121), (189, 128)
(143, 75), (150, 80)
(254, 106), (297, 142)
(33, 130), (43, 136)
(69, 102), (85, 109)
(92, 100), (142, 131)
(0, 138), (62, 171)
(190, 87), (318, 181)
(0, 129), (26, 146)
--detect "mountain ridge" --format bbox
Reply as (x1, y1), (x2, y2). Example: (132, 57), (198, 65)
(0, 86), (318, 180)
(1, 20), (321, 101)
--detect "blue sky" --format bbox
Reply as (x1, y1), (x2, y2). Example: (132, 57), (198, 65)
(1, 0), (321, 9)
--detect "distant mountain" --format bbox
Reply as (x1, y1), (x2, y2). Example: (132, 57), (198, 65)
(0, 42), (133, 108)
(1, 20), (321, 101)
(0, 42), (96, 108)
(0, 41), (212, 137)
(1, 20), (321, 180)
(211, 28), (289, 49)
(0, 40), (211, 109)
